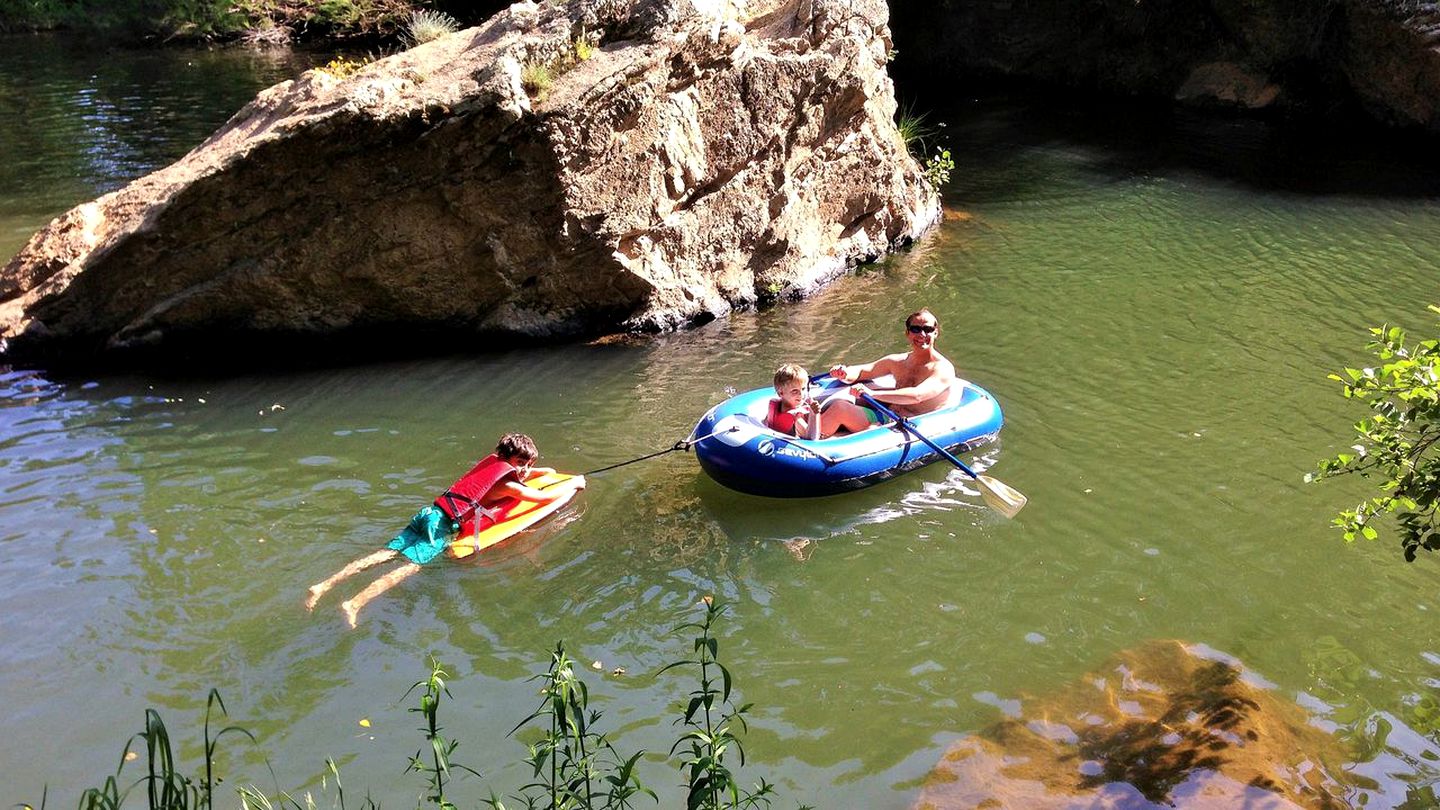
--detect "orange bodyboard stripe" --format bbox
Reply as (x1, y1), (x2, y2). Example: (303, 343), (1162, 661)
(449, 472), (579, 559)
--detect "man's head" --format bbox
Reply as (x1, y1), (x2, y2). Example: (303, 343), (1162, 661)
(905, 309), (939, 347)
(774, 363), (809, 409)
(495, 432), (539, 469)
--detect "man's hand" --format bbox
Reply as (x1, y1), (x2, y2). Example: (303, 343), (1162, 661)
(830, 364), (856, 383)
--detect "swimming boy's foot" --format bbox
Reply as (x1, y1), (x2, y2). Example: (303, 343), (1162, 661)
(304, 584), (325, 612)
(340, 599), (360, 629)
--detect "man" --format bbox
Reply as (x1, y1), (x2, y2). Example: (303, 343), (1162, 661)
(820, 308), (956, 436)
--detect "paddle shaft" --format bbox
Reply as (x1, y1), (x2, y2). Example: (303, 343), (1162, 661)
(858, 393), (981, 480)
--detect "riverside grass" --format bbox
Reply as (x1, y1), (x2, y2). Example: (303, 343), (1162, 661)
(28, 601), (806, 810)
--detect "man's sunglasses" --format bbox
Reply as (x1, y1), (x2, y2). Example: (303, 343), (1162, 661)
(906, 324), (937, 334)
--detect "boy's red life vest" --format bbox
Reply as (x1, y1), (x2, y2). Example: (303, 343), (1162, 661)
(435, 454), (518, 535)
(765, 398), (798, 435)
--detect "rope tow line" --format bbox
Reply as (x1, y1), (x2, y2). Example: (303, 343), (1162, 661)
(579, 425), (738, 477)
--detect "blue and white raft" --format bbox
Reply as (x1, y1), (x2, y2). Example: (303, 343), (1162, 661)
(691, 376), (1004, 497)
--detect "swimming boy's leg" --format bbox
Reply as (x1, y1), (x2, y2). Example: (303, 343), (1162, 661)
(306, 548), (399, 611)
(341, 562), (421, 628)
(308, 505), (450, 612)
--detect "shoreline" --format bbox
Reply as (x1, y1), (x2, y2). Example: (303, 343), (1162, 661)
(0, 1), (507, 46)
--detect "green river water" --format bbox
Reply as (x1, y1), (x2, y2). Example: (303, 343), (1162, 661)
(3, 35), (1440, 808)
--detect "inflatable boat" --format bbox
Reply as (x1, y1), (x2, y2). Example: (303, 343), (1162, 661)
(691, 376), (1004, 497)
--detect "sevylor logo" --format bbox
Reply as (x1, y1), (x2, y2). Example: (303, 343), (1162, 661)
(757, 439), (776, 456)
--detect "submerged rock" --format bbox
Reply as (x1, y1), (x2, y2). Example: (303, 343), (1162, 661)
(913, 640), (1367, 809)
(0, 0), (937, 365)
(1175, 62), (1282, 110)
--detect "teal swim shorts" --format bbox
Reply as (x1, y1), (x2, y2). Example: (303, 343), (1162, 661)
(386, 505), (458, 565)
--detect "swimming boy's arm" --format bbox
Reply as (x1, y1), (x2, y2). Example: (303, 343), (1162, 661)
(495, 475), (586, 504)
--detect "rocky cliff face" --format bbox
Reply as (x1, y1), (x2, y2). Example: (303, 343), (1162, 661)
(890, 0), (1440, 130)
(0, 0), (938, 365)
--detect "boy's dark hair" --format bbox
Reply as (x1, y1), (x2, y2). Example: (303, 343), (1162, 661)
(495, 432), (538, 463)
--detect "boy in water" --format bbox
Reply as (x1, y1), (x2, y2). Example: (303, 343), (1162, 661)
(306, 432), (583, 627)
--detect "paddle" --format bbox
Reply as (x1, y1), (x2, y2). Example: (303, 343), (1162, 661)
(858, 392), (1027, 518)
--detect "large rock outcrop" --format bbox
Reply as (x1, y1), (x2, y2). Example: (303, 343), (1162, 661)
(890, 0), (1440, 130)
(0, 0), (937, 364)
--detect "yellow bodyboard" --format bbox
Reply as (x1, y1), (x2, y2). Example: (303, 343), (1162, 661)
(449, 472), (582, 559)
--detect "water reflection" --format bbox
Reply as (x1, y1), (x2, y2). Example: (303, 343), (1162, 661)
(0, 35), (327, 257)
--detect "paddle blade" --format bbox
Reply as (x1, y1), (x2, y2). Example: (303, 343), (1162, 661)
(976, 475), (1027, 518)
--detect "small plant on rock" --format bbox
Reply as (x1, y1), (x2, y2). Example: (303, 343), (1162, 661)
(896, 106), (933, 157)
(316, 56), (367, 79)
(573, 28), (596, 61)
(403, 8), (460, 47)
(521, 59), (553, 98)
(924, 147), (955, 190)
(896, 106), (953, 192)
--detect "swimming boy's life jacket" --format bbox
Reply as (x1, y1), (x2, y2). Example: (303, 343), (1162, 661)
(765, 398), (798, 435)
(435, 454), (518, 535)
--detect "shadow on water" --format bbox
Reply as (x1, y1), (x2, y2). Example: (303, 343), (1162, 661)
(920, 90), (1440, 203)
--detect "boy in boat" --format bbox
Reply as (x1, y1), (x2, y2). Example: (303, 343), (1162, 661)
(821, 308), (956, 435)
(763, 363), (822, 439)
(305, 432), (584, 628)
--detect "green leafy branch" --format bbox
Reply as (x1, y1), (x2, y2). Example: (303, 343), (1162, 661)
(1310, 305), (1440, 560)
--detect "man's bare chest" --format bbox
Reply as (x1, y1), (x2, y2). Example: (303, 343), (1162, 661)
(893, 361), (936, 388)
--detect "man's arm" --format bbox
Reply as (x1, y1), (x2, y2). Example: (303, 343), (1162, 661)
(830, 353), (904, 384)
(856, 360), (955, 405)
